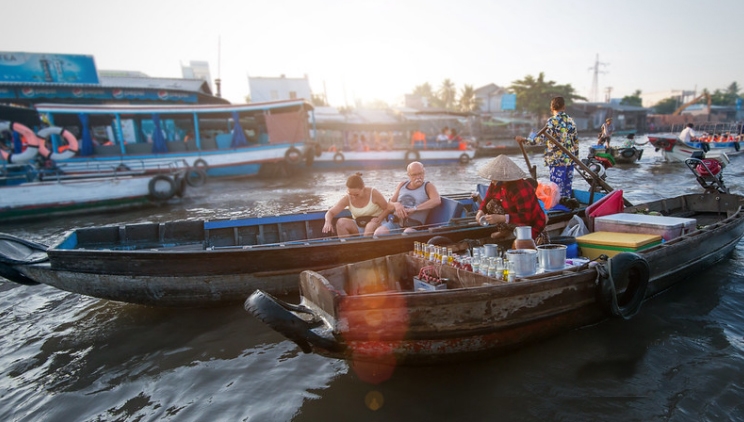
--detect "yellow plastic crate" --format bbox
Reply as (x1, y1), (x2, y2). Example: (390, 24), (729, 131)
(576, 231), (662, 259)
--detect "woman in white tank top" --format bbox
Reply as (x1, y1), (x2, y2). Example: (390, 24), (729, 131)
(323, 173), (392, 237)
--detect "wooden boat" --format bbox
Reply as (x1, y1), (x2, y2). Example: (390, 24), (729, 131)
(0, 162), (194, 221)
(474, 138), (543, 158)
(21, 100), (314, 179)
(0, 187), (603, 306)
(246, 191), (744, 365)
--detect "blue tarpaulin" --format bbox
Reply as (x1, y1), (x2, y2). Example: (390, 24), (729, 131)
(78, 113), (94, 156)
(230, 111), (248, 148)
(12, 131), (22, 153)
(151, 114), (168, 153)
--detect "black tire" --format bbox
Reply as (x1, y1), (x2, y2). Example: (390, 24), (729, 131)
(621, 148), (635, 158)
(427, 236), (453, 246)
(185, 168), (207, 187)
(701, 142), (710, 152)
(193, 158), (209, 170)
(735, 142), (741, 152)
(174, 173), (187, 197)
(304, 147), (315, 167)
(148, 175), (176, 201)
(405, 149), (420, 162)
(284, 147), (302, 165)
(597, 252), (650, 319)
(314, 143), (323, 157)
(333, 152), (345, 163)
(459, 153), (470, 164)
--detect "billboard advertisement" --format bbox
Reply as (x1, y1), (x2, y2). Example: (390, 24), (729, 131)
(0, 52), (100, 84)
(501, 94), (517, 111)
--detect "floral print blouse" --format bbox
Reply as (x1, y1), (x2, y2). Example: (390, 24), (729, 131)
(533, 111), (579, 167)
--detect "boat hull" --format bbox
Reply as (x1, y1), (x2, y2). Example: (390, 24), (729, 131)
(247, 193), (744, 365)
(308, 149), (476, 169)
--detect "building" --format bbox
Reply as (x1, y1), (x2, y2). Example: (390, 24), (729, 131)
(0, 51), (228, 106)
(248, 74), (312, 103)
(181, 60), (213, 92)
(474, 83), (512, 115)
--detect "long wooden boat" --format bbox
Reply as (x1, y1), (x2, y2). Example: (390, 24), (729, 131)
(246, 192), (744, 365)
(474, 139), (543, 158)
(21, 100), (315, 178)
(0, 189), (601, 307)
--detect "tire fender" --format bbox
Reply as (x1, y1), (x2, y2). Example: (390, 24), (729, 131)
(427, 235), (453, 246)
(148, 174), (177, 201)
(185, 167), (207, 187)
(333, 152), (345, 163)
(597, 252), (650, 319)
(405, 149), (420, 162)
(193, 158), (209, 171)
(621, 148), (636, 158)
(735, 142), (741, 152)
(701, 142), (710, 152)
(459, 153), (470, 164)
(284, 146), (302, 165)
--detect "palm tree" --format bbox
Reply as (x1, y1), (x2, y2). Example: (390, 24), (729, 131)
(458, 85), (481, 112)
(437, 79), (457, 110)
(509, 72), (585, 120)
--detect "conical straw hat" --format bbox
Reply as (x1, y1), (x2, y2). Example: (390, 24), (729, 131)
(477, 154), (527, 181)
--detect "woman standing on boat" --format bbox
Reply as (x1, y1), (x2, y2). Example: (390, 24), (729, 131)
(322, 173), (391, 237)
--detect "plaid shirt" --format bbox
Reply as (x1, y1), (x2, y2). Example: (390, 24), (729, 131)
(479, 179), (546, 238)
(533, 111), (579, 167)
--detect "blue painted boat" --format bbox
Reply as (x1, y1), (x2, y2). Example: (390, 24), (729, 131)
(27, 99), (315, 178)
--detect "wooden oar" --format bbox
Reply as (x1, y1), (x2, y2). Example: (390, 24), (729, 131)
(516, 136), (537, 180)
(517, 126), (633, 206)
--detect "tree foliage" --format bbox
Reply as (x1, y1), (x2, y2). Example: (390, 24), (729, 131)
(458, 85), (482, 112)
(508, 73), (586, 120)
(653, 97), (679, 114)
(311, 93), (328, 107)
(620, 90), (643, 107)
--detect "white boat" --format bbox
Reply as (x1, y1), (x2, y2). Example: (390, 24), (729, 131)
(309, 148), (476, 169)
(0, 164), (191, 221)
(647, 133), (729, 164)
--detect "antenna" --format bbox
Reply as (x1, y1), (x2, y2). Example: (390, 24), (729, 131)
(588, 54), (608, 102)
(215, 35), (222, 98)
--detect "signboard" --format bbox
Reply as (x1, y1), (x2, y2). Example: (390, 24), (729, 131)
(0, 52), (100, 84)
(501, 94), (517, 111)
(6, 87), (197, 103)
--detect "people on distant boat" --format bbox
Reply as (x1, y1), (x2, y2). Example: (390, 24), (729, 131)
(679, 123), (698, 143)
(449, 128), (463, 149)
(411, 130), (427, 149)
(597, 117), (614, 148)
(374, 161), (441, 235)
(322, 172), (391, 237)
(474, 155), (546, 240)
(518, 96), (579, 200)
(621, 133), (636, 149)
(436, 127), (450, 145)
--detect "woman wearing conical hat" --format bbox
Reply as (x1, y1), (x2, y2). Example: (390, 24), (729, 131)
(474, 155), (546, 240)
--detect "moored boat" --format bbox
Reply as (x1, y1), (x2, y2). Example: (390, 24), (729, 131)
(0, 162), (196, 221)
(0, 188), (601, 307)
(246, 190), (744, 365)
(308, 147), (476, 169)
(19, 99), (314, 179)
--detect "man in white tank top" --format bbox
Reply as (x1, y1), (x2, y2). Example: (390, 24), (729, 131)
(375, 161), (441, 235)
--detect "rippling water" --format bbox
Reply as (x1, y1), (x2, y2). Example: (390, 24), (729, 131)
(2, 137), (744, 421)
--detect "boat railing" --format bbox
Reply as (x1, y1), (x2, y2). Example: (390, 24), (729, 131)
(38, 159), (187, 182)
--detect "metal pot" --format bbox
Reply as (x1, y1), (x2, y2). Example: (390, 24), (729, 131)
(506, 249), (537, 277)
(537, 244), (567, 271)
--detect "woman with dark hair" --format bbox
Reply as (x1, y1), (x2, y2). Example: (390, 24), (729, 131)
(322, 173), (391, 237)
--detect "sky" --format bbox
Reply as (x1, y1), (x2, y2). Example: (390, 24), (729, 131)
(2, 0), (743, 107)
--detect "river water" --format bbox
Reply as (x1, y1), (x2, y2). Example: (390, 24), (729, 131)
(2, 137), (744, 421)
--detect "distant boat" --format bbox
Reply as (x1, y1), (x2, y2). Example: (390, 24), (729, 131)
(25, 100), (315, 178)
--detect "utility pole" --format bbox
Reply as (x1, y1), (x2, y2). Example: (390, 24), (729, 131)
(588, 54), (608, 102)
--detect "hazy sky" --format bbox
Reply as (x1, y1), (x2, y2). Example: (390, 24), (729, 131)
(3, 0), (742, 106)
